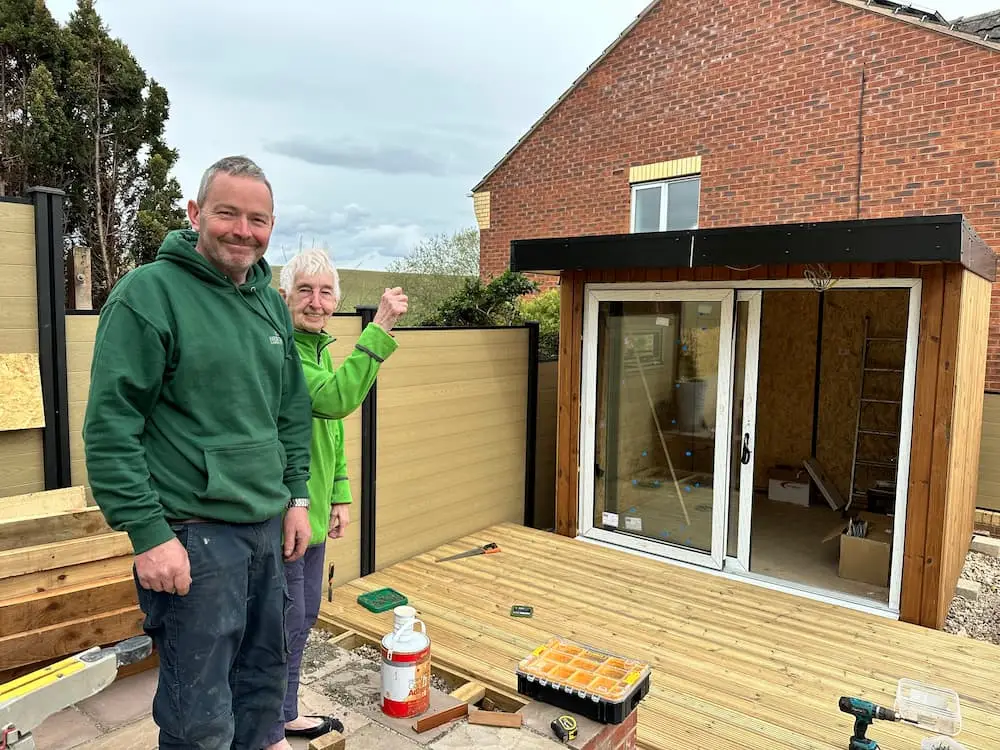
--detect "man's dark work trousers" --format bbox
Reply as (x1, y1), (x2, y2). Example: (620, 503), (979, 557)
(135, 516), (290, 750)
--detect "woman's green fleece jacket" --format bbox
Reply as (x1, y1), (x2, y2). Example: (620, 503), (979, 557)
(294, 323), (397, 546)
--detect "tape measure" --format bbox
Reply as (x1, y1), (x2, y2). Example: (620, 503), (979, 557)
(551, 714), (578, 742)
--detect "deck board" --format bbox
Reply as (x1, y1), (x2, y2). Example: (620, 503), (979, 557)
(319, 523), (1000, 750)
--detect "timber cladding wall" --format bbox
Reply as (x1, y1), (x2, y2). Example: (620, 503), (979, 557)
(934, 270), (990, 626)
(373, 327), (529, 570)
(475, 0), (1000, 386)
(554, 262), (987, 628)
(0, 199), (43, 499)
(901, 266), (990, 629)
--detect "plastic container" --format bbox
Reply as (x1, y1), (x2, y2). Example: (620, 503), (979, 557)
(515, 636), (651, 724)
(380, 606), (430, 718)
(358, 587), (408, 613)
(895, 679), (962, 736)
(921, 738), (968, 750)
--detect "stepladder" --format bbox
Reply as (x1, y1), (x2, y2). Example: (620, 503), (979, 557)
(848, 316), (906, 513)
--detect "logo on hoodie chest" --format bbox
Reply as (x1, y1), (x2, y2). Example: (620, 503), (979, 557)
(269, 334), (282, 345)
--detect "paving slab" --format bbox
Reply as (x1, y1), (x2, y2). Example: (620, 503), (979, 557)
(362, 686), (467, 743)
(956, 578), (981, 601)
(75, 667), (158, 728)
(971, 535), (1000, 557)
(29, 707), (101, 750)
(86, 716), (159, 750)
(430, 723), (563, 749)
(299, 683), (373, 736)
(339, 722), (424, 749)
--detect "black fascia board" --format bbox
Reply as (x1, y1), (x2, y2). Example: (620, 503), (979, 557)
(509, 214), (996, 282)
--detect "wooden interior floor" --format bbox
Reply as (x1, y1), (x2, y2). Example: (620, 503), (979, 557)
(749, 495), (890, 603)
(319, 523), (1000, 750)
(606, 482), (889, 603)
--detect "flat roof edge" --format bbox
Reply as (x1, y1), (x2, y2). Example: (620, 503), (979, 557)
(509, 214), (996, 283)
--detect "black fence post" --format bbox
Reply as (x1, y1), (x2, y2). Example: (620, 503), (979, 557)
(524, 321), (540, 528)
(28, 187), (71, 490)
(356, 305), (378, 576)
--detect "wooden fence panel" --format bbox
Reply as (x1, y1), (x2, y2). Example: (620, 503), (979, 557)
(373, 328), (529, 570)
(0, 200), (42, 498)
(976, 392), (1000, 512)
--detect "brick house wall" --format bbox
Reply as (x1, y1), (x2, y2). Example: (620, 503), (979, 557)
(474, 0), (1000, 386)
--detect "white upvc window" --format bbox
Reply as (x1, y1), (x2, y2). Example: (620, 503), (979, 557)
(630, 176), (701, 233)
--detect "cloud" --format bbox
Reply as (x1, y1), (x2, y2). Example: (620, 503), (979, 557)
(350, 224), (426, 258)
(275, 203), (371, 238)
(264, 138), (455, 177)
(266, 201), (426, 268)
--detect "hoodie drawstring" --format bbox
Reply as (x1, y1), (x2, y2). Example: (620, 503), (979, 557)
(237, 285), (288, 349)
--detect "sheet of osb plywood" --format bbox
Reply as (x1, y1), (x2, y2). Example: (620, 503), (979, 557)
(754, 291), (819, 489)
(0, 353), (44, 431)
(816, 289), (909, 505)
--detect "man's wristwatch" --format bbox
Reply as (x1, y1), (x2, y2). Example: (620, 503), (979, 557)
(287, 497), (309, 509)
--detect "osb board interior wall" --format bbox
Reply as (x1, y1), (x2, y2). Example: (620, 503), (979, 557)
(66, 314), (99, 503)
(534, 360), (558, 530)
(934, 270), (990, 627)
(320, 315), (364, 592)
(975, 393), (1000, 512)
(816, 289), (909, 505)
(0, 201), (43, 498)
(754, 292), (818, 489)
(374, 327), (528, 570)
(753, 289), (909, 499)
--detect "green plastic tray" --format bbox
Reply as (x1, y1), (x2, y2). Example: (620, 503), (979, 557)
(357, 587), (408, 613)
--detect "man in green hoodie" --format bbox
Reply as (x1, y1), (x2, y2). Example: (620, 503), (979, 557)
(264, 249), (405, 749)
(82, 155), (314, 750)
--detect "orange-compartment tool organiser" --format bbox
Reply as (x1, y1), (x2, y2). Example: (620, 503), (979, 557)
(515, 636), (651, 724)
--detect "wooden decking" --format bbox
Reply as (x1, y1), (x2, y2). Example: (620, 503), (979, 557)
(318, 522), (1000, 750)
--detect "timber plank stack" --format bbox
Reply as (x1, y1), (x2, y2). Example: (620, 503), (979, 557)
(0, 486), (143, 681)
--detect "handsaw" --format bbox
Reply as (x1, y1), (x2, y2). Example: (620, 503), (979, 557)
(435, 542), (500, 563)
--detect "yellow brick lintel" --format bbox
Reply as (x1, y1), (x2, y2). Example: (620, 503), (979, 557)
(472, 190), (491, 230)
(629, 156), (701, 184)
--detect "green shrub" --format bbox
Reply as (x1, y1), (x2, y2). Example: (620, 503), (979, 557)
(519, 288), (560, 361)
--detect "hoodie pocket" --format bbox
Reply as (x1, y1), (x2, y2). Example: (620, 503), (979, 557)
(198, 439), (285, 502)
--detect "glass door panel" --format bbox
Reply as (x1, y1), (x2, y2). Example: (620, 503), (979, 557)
(582, 289), (735, 568)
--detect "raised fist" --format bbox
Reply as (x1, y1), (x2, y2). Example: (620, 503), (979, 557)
(373, 287), (408, 333)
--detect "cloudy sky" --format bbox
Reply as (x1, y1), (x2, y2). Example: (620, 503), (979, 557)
(45, 0), (997, 270)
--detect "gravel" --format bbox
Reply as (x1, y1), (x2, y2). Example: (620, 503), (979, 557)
(943, 548), (1000, 645)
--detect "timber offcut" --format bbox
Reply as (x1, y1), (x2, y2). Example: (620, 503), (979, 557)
(319, 522), (1000, 750)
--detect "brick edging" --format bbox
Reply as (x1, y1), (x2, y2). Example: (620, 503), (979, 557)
(975, 508), (1000, 536)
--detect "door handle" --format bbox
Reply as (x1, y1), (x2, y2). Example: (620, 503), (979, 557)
(740, 432), (751, 465)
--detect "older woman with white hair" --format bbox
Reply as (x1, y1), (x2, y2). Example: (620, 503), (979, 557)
(265, 248), (407, 749)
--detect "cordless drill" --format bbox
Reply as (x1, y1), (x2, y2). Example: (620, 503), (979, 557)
(838, 696), (902, 750)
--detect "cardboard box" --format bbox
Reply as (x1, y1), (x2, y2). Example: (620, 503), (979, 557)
(767, 466), (810, 507)
(838, 513), (893, 587)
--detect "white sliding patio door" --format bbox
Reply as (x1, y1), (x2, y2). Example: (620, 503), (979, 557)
(579, 287), (736, 569)
(726, 291), (762, 573)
